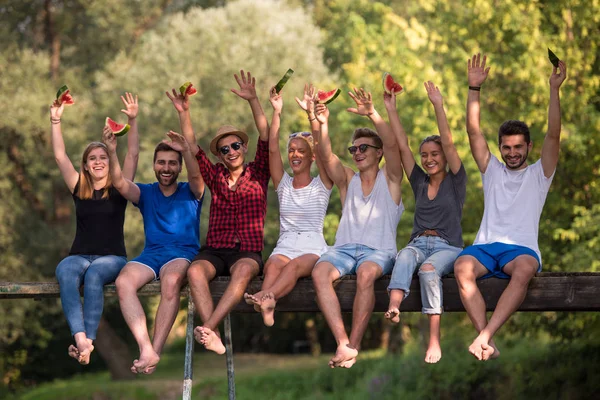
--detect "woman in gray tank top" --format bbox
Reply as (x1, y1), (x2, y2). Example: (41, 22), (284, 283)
(384, 82), (467, 364)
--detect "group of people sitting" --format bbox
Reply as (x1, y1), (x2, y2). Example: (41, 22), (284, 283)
(50, 53), (567, 373)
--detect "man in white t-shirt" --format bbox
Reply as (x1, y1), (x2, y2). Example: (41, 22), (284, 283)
(454, 53), (567, 361)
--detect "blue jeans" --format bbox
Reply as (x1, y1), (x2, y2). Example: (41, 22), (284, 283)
(388, 236), (461, 314)
(55, 255), (127, 340)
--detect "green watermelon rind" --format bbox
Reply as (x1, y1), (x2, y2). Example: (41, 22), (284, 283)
(318, 88), (341, 105)
(179, 82), (197, 97)
(274, 68), (294, 93)
(548, 48), (560, 68)
(56, 85), (69, 100)
(105, 117), (130, 137)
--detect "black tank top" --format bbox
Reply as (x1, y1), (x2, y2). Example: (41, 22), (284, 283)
(69, 180), (127, 256)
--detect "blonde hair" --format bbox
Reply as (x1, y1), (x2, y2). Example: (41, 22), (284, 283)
(287, 132), (314, 154)
(77, 142), (112, 200)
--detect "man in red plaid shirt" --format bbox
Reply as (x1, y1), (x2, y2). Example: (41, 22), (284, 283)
(167, 70), (269, 354)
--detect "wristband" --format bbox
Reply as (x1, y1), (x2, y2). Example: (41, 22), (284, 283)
(468, 86), (481, 91)
(50, 118), (61, 124)
(308, 116), (316, 122)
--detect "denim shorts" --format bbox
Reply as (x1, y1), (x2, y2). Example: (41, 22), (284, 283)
(458, 242), (541, 279)
(130, 247), (197, 280)
(270, 231), (329, 260)
(316, 243), (396, 277)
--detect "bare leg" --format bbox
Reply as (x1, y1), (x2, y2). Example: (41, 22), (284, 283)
(425, 314), (442, 364)
(115, 263), (158, 373)
(312, 262), (357, 368)
(244, 255), (288, 311)
(348, 262), (382, 355)
(385, 289), (404, 324)
(259, 254), (318, 326)
(472, 255), (538, 360)
(187, 260), (217, 346)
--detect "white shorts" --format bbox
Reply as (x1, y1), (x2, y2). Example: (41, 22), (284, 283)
(270, 231), (329, 260)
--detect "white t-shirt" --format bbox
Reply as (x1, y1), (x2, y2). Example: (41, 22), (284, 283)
(474, 155), (554, 263)
(335, 170), (404, 252)
(276, 172), (332, 234)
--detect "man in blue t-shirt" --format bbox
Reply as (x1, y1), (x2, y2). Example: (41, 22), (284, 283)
(104, 129), (204, 374)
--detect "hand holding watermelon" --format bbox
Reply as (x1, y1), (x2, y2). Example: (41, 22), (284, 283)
(549, 59), (567, 90)
(383, 91), (397, 111)
(347, 88), (375, 117)
(166, 88), (190, 114)
(424, 81), (443, 107)
(102, 125), (118, 153)
(50, 99), (65, 121)
(269, 86), (283, 113)
(295, 83), (316, 112)
(231, 70), (257, 101)
(467, 53), (490, 87)
(315, 103), (329, 125)
(120, 92), (139, 119)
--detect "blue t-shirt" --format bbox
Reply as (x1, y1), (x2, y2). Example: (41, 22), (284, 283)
(135, 182), (202, 252)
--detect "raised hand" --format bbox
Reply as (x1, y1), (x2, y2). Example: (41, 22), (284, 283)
(165, 89), (190, 113)
(231, 70), (257, 101)
(468, 53), (490, 87)
(315, 103), (330, 125)
(295, 83), (316, 112)
(50, 100), (65, 120)
(424, 81), (443, 107)
(120, 92), (139, 119)
(347, 88), (375, 116)
(269, 86), (283, 113)
(549, 60), (567, 89)
(162, 130), (190, 152)
(102, 126), (117, 153)
(383, 92), (396, 111)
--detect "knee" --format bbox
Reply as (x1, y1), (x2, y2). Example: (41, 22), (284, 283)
(187, 264), (209, 283)
(510, 264), (536, 285)
(419, 263), (436, 273)
(356, 267), (379, 289)
(161, 274), (185, 299)
(311, 263), (332, 285)
(263, 261), (284, 277)
(453, 258), (473, 281)
(396, 248), (417, 264)
(232, 262), (258, 280)
(115, 274), (134, 295)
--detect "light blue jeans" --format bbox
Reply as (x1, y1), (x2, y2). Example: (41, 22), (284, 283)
(388, 236), (461, 314)
(55, 255), (127, 340)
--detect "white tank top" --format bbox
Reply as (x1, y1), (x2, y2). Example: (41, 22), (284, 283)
(334, 170), (404, 252)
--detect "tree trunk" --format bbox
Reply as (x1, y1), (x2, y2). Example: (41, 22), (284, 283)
(379, 316), (391, 352)
(44, 0), (61, 81)
(305, 318), (321, 356)
(95, 317), (135, 380)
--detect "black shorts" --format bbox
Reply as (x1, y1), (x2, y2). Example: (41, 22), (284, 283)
(191, 245), (263, 277)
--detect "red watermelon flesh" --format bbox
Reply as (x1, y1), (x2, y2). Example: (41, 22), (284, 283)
(383, 73), (404, 95)
(59, 91), (74, 105)
(317, 88), (341, 104)
(105, 117), (130, 137)
(179, 82), (197, 97)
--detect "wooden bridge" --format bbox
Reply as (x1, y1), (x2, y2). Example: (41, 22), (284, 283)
(2, 272), (599, 399)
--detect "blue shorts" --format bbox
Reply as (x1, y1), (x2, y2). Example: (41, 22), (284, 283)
(131, 247), (197, 280)
(458, 242), (541, 279)
(316, 243), (396, 277)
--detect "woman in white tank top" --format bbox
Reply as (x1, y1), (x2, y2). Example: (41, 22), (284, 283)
(244, 84), (333, 326)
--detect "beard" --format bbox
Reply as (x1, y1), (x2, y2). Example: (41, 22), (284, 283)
(502, 150), (529, 170)
(155, 171), (179, 187)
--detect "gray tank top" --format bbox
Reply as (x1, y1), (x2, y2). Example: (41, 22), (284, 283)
(334, 170), (404, 252)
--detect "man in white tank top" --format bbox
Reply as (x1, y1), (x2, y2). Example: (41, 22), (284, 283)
(455, 54), (567, 361)
(312, 88), (405, 368)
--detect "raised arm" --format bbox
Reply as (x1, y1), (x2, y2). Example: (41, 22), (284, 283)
(306, 91), (333, 190)
(163, 131), (205, 199)
(466, 53), (492, 173)
(425, 81), (462, 174)
(231, 70), (268, 141)
(119, 92), (140, 181)
(166, 88), (199, 153)
(383, 91), (415, 178)
(268, 86), (285, 188)
(102, 126), (140, 204)
(50, 100), (79, 193)
(315, 103), (353, 200)
(541, 60), (567, 178)
(347, 88), (404, 185)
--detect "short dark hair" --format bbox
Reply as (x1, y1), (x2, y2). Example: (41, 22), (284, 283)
(498, 120), (530, 146)
(153, 142), (182, 164)
(352, 128), (383, 162)
(419, 135), (442, 152)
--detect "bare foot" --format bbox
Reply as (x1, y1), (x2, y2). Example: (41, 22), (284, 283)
(384, 307), (401, 324)
(260, 292), (276, 327)
(133, 348), (160, 373)
(243, 292), (262, 312)
(339, 358), (357, 368)
(487, 339), (500, 359)
(469, 334), (497, 361)
(199, 327), (226, 355)
(68, 345), (80, 360)
(425, 341), (442, 364)
(329, 344), (358, 368)
(76, 340), (94, 365)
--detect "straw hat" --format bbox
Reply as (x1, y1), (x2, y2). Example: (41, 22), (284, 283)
(209, 125), (249, 156)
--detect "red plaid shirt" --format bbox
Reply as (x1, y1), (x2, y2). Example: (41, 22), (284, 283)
(195, 139), (270, 251)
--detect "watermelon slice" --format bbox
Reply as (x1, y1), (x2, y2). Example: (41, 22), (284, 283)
(56, 85), (74, 106)
(548, 48), (560, 68)
(382, 73), (404, 95)
(179, 82), (198, 97)
(105, 117), (130, 137)
(317, 88), (341, 104)
(274, 68), (294, 93)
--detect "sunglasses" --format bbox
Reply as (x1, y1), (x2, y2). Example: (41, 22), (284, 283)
(348, 144), (381, 155)
(219, 141), (244, 155)
(289, 132), (312, 139)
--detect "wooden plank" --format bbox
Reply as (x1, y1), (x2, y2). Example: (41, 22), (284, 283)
(1, 272), (600, 311)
